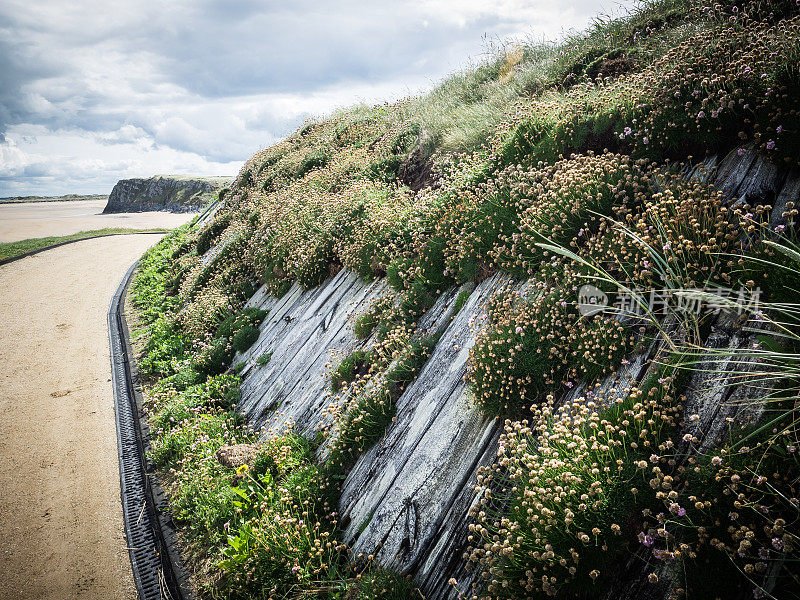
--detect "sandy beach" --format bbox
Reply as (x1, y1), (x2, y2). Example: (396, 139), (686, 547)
(0, 235), (165, 600)
(0, 199), (193, 243)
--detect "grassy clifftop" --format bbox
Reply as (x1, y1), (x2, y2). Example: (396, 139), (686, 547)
(132, 1), (800, 599)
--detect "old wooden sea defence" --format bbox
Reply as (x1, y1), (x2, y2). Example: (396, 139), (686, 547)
(204, 146), (800, 600)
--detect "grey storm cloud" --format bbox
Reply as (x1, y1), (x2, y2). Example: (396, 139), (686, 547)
(0, 0), (632, 196)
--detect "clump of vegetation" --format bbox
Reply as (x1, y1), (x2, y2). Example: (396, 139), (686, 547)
(451, 287), (473, 316)
(132, 225), (194, 377)
(193, 307), (267, 376)
(196, 213), (231, 255)
(467, 366), (685, 597)
(330, 349), (376, 393)
(327, 333), (440, 473)
(353, 295), (395, 339)
(467, 273), (633, 417)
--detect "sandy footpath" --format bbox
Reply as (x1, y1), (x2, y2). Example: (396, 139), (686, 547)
(0, 235), (165, 600)
(0, 199), (192, 243)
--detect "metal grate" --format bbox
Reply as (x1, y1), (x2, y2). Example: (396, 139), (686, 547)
(109, 261), (190, 600)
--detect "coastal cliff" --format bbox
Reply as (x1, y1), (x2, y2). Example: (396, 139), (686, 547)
(103, 175), (230, 213)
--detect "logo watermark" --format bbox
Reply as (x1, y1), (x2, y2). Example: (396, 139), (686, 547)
(578, 284), (608, 316)
(578, 284), (761, 318)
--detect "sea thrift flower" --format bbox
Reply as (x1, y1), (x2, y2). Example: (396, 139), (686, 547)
(639, 532), (655, 548)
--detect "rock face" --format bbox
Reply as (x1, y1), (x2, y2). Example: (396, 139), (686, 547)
(221, 147), (800, 600)
(103, 175), (231, 213)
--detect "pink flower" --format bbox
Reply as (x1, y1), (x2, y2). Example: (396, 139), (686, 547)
(711, 456), (722, 466)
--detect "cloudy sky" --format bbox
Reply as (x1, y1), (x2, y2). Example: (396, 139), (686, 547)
(0, 0), (633, 197)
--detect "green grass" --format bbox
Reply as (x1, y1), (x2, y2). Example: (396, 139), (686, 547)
(0, 227), (169, 261)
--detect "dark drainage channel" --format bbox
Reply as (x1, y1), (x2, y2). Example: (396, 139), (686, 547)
(109, 261), (193, 600)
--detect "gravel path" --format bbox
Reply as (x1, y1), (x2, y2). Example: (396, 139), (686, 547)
(0, 235), (162, 600)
